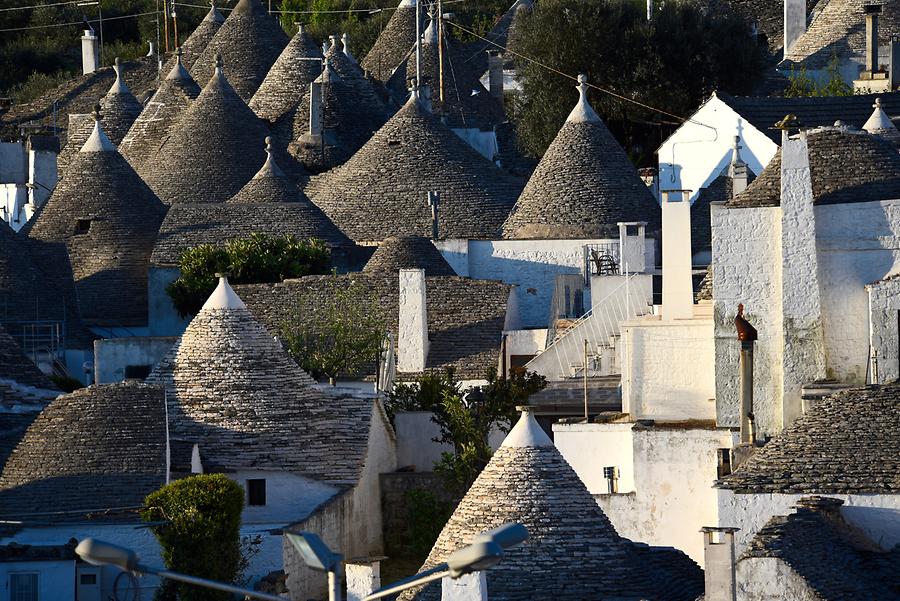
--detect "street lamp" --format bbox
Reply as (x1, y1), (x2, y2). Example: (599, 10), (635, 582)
(74, 539), (287, 601)
(285, 532), (343, 601)
(362, 523), (528, 601)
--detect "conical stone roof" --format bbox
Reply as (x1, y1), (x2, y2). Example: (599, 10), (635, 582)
(324, 36), (392, 118)
(502, 76), (660, 239)
(145, 277), (374, 482)
(289, 62), (391, 172)
(190, 0), (289, 102)
(361, 0), (421, 82)
(363, 236), (456, 276)
(402, 409), (703, 600)
(307, 95), (522, 242)
(863, 97), (900, 146)
(165, 2), (225, 72)
(249, 25), (323, 122)
(120, 49), (201, 177)
(27, 114), (168, 328)
(0, 381), (167, 517)
(146, 55), (269, 204)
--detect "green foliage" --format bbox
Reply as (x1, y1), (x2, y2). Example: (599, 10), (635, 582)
(280, 278), (386, 385)
(50, 374), (84, 392)
(141, 475), (245, 601)
(510, 0), (768, 162)
(403, 489), (453, 557)
(387, 369), (547, 489)
(784, 54), (852, 97)
(166, 234), (330, 317)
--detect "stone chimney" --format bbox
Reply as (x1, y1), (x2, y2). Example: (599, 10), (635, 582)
(346, 558), (382, 601)
(309, 80), (324, 140)
(661, 190), (693, 320)
(701, 527), (738, 601)
(342, 33), (355, 62)
(487, 50), (503, 99)
(865, 4), (882, 74)
(728, 136), (749, 196)
(442, 571), (488, 601)
(783, 0), (806, 59)
(398, 268), (429, 373)
(81, 28), (100, 75)
(735, 303), (758, 445)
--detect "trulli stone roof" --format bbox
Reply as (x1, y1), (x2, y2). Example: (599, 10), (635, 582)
(695, 265), (713, 302)
(306, 95), (523, 242)
(27, 116), (168, 328)
(724, 0), (818, 52)
(236, 273), (511, 379)
(741, 497), (900, 599)
(0, 324), (58, 398)
(502, 76), (660, 239)
(189, 0), (289, 102)
(146, 55), (270, 204)
(164, 2), (225, 72)
(363, 236), (456, 276)
(288, 63), (391, 172)
(323, 37), (393, 120)
(0, 381), (167, 520)
(718, 384), (900, 494)
(249, 25), (323, 122)
(145, 277), (375, 483)
(120, 50), (201, 178)
(401, 409), (704, 601)
(784, 0), (900, 69)
(862, 97), (900, 146)
(361, 0), (421, 82)
(727, 126), (900, 208)
(386, 20), (506, 130)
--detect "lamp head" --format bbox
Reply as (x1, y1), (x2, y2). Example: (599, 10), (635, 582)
(473, 523), (528, 550)
(286, 532), (342, 572)
(446, 541), (503, 578)
(75, 539), (139, 571)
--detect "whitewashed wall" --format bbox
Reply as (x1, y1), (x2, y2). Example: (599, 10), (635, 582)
(717, 490), (900, 554)
(657, 94), (778, 202)
(0, 560), (74, 601)
(736, 557), (821, 601)
(620, 318), (716, 420)
(394, 411), (453, 471)
(553, 423), (636, 492)
(148, 266), (191, 337)
(93, 336), (178, 383)
(867, 277), (900, 383)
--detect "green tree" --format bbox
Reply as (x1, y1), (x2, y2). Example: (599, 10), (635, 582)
(280, 278), (386, 385)
(166, 233), (331, 317)
(141, 474), (245, 601)
(509, 0), (768, 163)
(784, 54), (852, 98)
(387, 369), (547, 489)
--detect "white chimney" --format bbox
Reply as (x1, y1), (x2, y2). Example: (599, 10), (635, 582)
(783, 0), (806, 59)
(661, 190), (693, 320)
(865, 4), (881, 74)
(701, 527), (737, 601)
(81, 29), (100, 74)
(146, 40), (156, 57)
(309, 80), (323, 139)
(487, 50), (503, 99)
(398, 268), (429, 373)
(728, 135), (749, 197)
(441, 572), (487, 601)
(346, 559), (381, 601)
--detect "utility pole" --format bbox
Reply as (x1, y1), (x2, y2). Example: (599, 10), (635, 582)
(437, 0), (444, 106)
(171, 3), (179, 49)
(583, 339), (589, 422)
(163, 0), (170, 52)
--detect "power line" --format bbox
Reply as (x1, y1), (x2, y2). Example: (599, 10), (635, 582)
(0, 9), (156, 32)
(0, 0), (81, 12)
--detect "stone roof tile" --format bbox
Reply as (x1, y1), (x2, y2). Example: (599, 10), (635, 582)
(363, 236), (456, 276)
(249, 25), (323, 122)
(163, 3), (225, 73)
(361, 0), (421, 82)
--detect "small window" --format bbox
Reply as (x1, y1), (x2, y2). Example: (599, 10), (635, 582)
(626, 224), (641, 236)
(10, 573), (38, 601)
(247, 479), (266, 506)
(387, 140), (401, 146)
(79, 574), (97, 585)
(124, 365), (151, 380)
(74, 218), (91, 235)
(603, 466), (619, 494)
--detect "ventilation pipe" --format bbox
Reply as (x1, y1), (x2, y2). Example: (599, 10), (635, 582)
(735, 303), (758, 445)
(701, 527), (738, 601)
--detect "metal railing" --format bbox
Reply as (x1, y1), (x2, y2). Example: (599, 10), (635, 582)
(2, 319), (65, 365)
(583, 242), (620, 285)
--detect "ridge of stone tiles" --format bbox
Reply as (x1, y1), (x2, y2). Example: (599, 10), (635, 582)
(361, 0), (421, 82)
(362, 236), (456, 276)
(785, 0), (900, 69)
(306, 96), (523, 242)
(501, 78), (660, 240)
(385, 21), (505, 130)
(249, 25), (323, 122)
(189, 0), (289, 102)
(146, 57), (269, 204)
(26, 120), (168, 328)
(400, 410), (702, 601)
(0, 324), (58, 393)
(97, 58), (144, 146)
(145, 281), (374, 483)
(0, 381), (167, 520)
(120, 51), (201, 178)
(235, 273), (511, 379)
(717, 383), (900, 493)
(163, 3), (225, 73)
(289, 62), (392, 172)
(742, 499), (900, 599)
(728, 126), (900, 208)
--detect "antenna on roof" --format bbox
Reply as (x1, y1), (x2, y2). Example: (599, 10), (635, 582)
(427, 191), (440, 240)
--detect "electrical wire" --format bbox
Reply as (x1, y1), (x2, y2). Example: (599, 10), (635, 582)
(0, 10), (157, 32)
(0, 0), (82, 12)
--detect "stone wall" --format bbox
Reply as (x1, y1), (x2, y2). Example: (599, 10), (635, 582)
(93, 336), (178, 383)
(380, 472), (460, 557)
(736, 557), (821, 600)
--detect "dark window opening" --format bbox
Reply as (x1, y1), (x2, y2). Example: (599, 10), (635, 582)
(626, 224), (641, 236)
(74, 218), (92, 235)
(80, 574), (97, 585)
(247, 479), (266, 506)
(124, 365), (151, 380)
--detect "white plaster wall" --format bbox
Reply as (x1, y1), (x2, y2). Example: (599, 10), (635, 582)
(503, 328), (547, 357)
(553, 423), (636, 492)
(735, 557), (820, 601)
(657, 94), (778, 202)
(621, 318), (716, 420)
(661, 194), (694, 319)
(232, 471), (338, 525)
(867, 278), (900, 383)
(1, 183), (27, 231)
(148, 266), (191, 337)
(0, 142), (26, 184)
(717, 490), (900, 554)
(93, 336), (178, 383)
(29, 149), (57, 207)
(398, 269), (428, 373)
(450, 128), (498, 161)
(0, 559), (74, 601)
(433, 239), (469, 276)
(394, 411), (453, 471)
(711, 204), (783, 435)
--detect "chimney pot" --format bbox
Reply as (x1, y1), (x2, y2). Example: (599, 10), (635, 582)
(81, 29), (100, 75)
(865, 5), (882, 73)
(700, 527), (738, 601)
(397, 269), (429, 373)
(661, 190), (693, 320)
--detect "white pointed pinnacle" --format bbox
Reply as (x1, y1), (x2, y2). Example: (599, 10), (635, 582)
(731, 135), (745, 165)
(256, 136), (285, 179)
(501, 407), (554, 448)
(214, 53), (224, 77)
(108, 57), (132, 95)
(565, 73), (600, 124)
(342, 33), (356, 62)
(202, 274), (247, 311)
(166, 47), (191, 81)
(81, 104), (116, 153)
(863, 96), (897, 134)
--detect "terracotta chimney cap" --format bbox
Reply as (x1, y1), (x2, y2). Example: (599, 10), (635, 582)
(735, 303), (758, 341)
